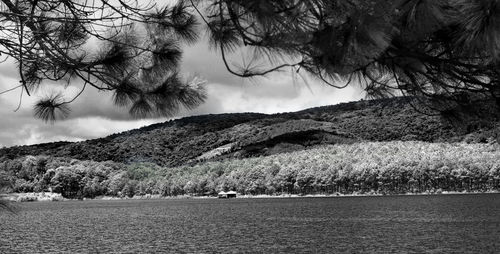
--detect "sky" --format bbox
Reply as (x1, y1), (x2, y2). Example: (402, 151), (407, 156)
(0, 20), (364, 148)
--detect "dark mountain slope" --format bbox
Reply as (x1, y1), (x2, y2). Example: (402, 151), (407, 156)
(1, 97), (499, 167)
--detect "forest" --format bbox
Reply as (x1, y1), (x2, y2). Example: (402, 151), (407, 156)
(1, 141), (499, 199)
(2, 97), (499, 168)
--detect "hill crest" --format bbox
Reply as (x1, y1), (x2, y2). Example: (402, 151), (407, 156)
(1, 97), (498, 167)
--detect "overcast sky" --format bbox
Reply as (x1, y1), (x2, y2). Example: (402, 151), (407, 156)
(0, 31), (364, 148)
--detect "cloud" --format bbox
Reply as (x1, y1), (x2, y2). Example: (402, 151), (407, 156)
(0, 115), (165, 147)
(66, 88), (131, 121)
(195, 77), (363, 115)
(0, 32), (365, 148)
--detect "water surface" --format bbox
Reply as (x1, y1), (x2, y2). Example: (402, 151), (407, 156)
(1, 194), (499, 253)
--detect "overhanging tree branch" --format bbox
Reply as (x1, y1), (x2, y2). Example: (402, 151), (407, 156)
(0, 0), (206, 122)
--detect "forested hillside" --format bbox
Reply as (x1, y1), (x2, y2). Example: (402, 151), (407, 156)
(1, 97), (499, 168)
(1, 142), (499, 199)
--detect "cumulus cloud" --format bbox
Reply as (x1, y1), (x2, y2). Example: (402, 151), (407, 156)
(0, 34), (364, 148)
(193, 77), (363, 115)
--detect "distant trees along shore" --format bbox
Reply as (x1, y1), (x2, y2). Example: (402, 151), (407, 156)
(1, 142), (499, 199)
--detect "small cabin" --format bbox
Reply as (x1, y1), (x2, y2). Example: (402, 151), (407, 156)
(218, 191), (237, 198)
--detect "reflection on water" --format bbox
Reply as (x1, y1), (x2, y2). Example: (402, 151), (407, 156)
(1, 194), (499, 253)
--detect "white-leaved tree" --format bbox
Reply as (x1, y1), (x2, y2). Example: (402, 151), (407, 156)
(2, 0), (500, 211)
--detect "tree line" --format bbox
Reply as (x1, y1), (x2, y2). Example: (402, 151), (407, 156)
(0, 141), (499, 199)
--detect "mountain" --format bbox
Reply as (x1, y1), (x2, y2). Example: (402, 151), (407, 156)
(1, 97), (499, 167)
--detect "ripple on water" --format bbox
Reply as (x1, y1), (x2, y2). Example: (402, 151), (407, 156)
(1, 194), (499, 253)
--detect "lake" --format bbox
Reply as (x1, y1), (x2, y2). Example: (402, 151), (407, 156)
(1, 194), (499, 253)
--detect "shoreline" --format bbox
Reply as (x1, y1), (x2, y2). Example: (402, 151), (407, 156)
(3, 190), (499, 202)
